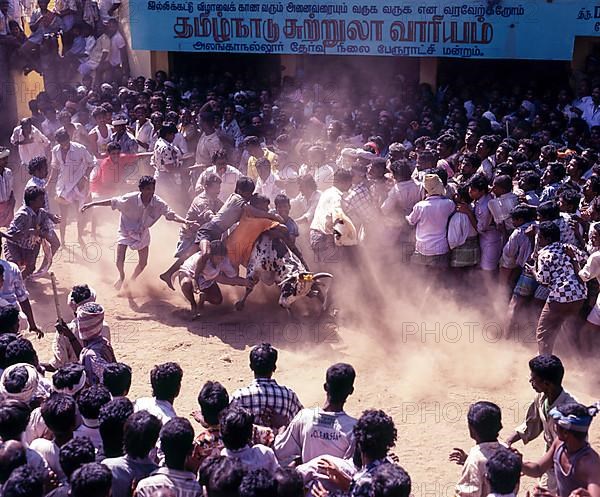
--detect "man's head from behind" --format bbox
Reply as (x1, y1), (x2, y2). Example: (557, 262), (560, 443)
(467, 401), (502, 443)
(102, 362), (132, 397)
(70, 463), (112, 497)
(0, 399), (30, 441)
(151, 362), (183, 402)
(160, 417), (195, 469)
(221, 406), (253, 451)
(324, 363), (355, 404)
(3, 465), (44, 497)
(98, 397), (134, 459)
(59, 436), (96, 480)
(486, 447), (521, 496)
(0, 440), (26, 484)
(124, 411), (161, 459)
(249, 343), (277, 378)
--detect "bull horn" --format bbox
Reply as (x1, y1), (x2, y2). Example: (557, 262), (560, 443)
(312, 272), (333, 280)
(278, 274), (297, 287)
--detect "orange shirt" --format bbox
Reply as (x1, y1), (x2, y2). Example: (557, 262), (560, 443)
(226, 214), (278, 267)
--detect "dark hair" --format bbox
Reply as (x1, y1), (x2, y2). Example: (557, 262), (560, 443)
(371, 463), (412, 497)
(529, 355), (564, 385)
(274, 194), (290, 207)
(274, 468), (304, 497)
(138, 175), (156, 189)
(390, 160), (412, 182)
(239, 469), (277, 497)
(102, 362), (132, 397)
(52, 363), (85, 392)
(3, 465), (44, 497)
(123, 410), (162, 458)
(243, 136), (260, 148)
(203, 173), (222, 189)
(3, 366), (29, 397)
(538, 220), (561, 243)
(353, 410), (397, 460)
(556, 402), (592, 438)
(540, 144), (558, 161)
(235, 176), (255, 195)
(333, 168), (353, 184)
(0, 307), (19, 335)
(0, 334), (17, 370)
(70, 463), (112, 497)
(493, 174), (512, 193)
(151, 362), (183, 401)
(325, 363), (356, 403)
(249, 343), (278, 376)
(23, 186), (45, 207)
(199, 456), (245, 497)
(5, 338), (37, 367)
(0, 441), (27, 484)
(0, 400), (30, 440)
(537, 200), (560, 221)
(546, 162), (566, 181)
(221, 406), (253, 450)
(41, 393), (77, 434)
(468, 174), (489, 193)
(70, 284), (92, 304)
(106, 142), (121, 154)
(461, 152), (481, 170)
(519, 171), (541, 191)
(198, 381), (229, 426)
(455, 185), (472, 204)
(486, 447), (521, 495)
(55, 128), (70, 143)
(558, 188), (582, 209)
(59, 436), (96, 478)
(160, 417), (195, 468)
(98, 398), (134, 458)
(510, 205), (536, 223)
(586, 175), (600, 195)
(298, 174), (317, 192)
(78, 385), (112, 420)
(467, 401), (502, 441)
(27, 156), (47, 175)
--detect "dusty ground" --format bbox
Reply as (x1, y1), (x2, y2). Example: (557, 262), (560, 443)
(25, 212), (600, 497)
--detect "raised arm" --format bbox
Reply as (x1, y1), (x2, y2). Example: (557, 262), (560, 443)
(81, 199), (112, 212)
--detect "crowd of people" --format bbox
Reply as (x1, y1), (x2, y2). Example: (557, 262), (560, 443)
(0, 330), (597, 497)
(0, 1), (600, 495)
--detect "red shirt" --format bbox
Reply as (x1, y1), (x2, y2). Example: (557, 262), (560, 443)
(90, 155), (139, 195)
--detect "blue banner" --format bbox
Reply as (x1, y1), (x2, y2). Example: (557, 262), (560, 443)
(128, 1), (600, 59)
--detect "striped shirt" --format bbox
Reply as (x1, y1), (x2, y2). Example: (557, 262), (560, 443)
(231, 377), (303, 429)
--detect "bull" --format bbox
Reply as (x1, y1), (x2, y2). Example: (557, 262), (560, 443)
(233, 234), (332, 315)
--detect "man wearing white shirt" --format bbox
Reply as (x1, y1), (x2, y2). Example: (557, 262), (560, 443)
(292, 174), (321, 226)
(48, 129), (95, 244)
(255, 157), (281, 202)
(106, 18), (128, 77)
(406, 174), (455, 267)
(298, 146), (335, 192)
(577, 85), (600, 129)
(10, 118), (50, 167)
(310, 168), (353, 265)
(133, 362), (182, 425)
(196, 150), (242, 202)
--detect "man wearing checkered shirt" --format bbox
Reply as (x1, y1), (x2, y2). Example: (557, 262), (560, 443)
(230, 343), (303, 430)
(531, 221), (587, 355)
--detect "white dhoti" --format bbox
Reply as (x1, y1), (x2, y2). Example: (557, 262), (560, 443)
(117, 228), (151, 251)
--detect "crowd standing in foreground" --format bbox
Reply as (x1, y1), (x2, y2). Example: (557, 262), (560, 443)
(0, 331), (597, 497)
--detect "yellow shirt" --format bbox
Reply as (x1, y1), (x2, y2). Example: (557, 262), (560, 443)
(247, 148), (279, 181)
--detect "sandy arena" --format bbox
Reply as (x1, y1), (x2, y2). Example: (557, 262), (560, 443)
(25, 212), (600, 497)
